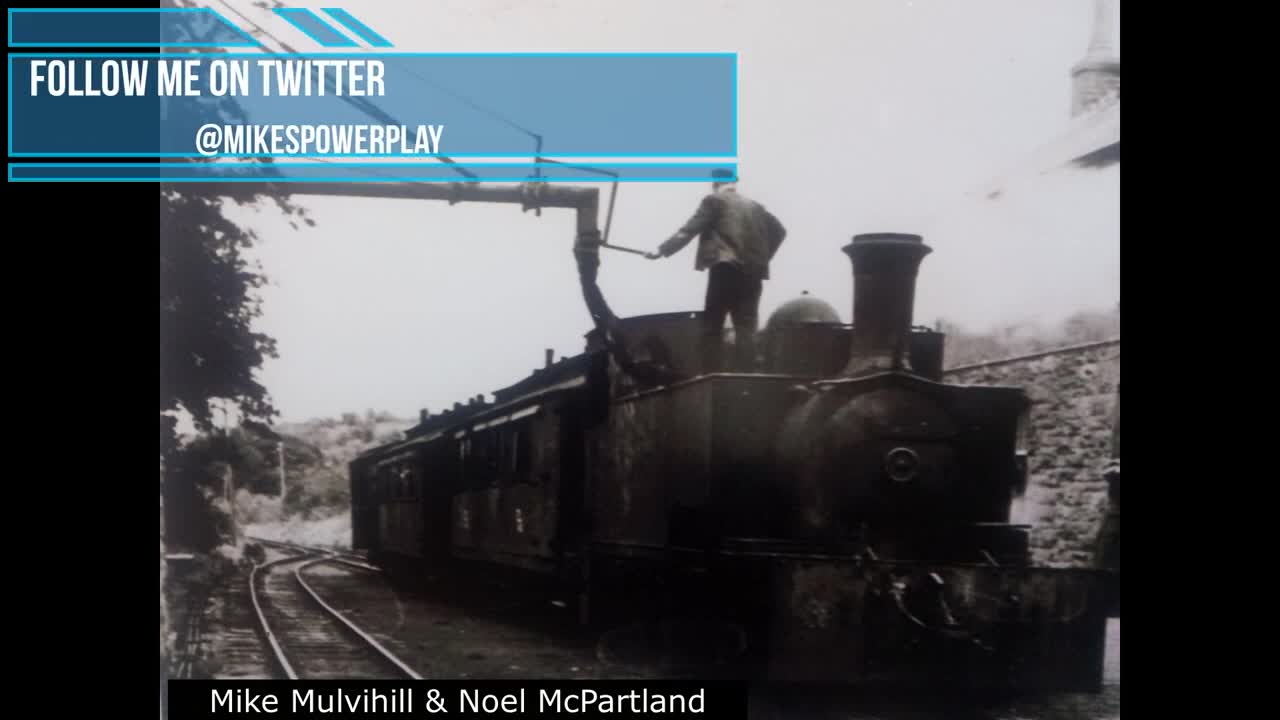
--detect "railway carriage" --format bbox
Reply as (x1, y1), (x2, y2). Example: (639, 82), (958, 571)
(350, 233), (1112, 692)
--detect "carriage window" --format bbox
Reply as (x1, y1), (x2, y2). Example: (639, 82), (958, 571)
(496, 431), (506, 473)
(517, 425), (533, 473)
(487, 431), (500, 473)
(501, 422), (533, 478)
(510, 430), (520, 472)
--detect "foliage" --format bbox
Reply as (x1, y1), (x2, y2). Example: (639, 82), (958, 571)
(276, 411), (415, 469)
(161, 192), (279, 437)
(157, 0), (316, 454)
(180, 424), (322, 495)
(169, 412), (412, 536)
(287, 466), (351, 520)
(163, 455), (233, 552)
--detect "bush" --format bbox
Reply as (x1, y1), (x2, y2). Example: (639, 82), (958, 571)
(234, 489), (282, 525)
(285, 465), (349, 520)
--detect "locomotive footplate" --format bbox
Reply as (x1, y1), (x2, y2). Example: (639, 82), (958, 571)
(716, 550), (1110, 693)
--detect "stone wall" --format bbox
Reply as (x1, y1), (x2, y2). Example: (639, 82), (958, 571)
(943, 338), (1120, 567)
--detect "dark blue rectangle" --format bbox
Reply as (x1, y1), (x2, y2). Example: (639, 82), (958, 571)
(8, 9), (260, 47)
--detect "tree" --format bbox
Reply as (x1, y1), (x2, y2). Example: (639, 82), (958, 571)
(158, 0), (312, 455)
(159, 189), (309, 446)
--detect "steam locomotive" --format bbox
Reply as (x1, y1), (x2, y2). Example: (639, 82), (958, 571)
(349, 233), (1110, 691)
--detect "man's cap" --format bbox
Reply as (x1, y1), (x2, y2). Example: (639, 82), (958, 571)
(712, 168), (737, 181)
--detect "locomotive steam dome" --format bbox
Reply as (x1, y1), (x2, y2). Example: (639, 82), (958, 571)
(761, 294), (848, 376)
(766, 294), (841, 329)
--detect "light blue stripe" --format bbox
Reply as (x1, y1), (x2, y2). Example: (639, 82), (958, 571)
(8, 177), (720, 183)
(8, 52), (737, 58)
(7, 153), (740, 158)
(9, 161), (734, 183)
(11, 162), (737, 167)
(273, 8), (358, 49)
(202, 9), (261, 47)
(322, 8), (391, 48)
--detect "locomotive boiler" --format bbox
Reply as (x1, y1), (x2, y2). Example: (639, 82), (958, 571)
(350, 232), (1110, 693)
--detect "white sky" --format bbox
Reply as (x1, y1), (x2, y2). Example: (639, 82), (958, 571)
(211, 0), (1120, 424)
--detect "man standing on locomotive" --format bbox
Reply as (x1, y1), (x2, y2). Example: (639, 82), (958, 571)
(646, 169), (786, 372)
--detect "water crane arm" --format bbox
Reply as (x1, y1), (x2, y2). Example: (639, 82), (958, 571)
(172, 180), (656, 379)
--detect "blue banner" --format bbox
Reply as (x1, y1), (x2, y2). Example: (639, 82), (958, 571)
(9, 53), (738, 158)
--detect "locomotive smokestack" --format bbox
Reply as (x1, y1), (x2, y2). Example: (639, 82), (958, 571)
(843, 233), (932, 376)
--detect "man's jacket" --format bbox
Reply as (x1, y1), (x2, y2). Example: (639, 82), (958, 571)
(658, 188), (786, 279)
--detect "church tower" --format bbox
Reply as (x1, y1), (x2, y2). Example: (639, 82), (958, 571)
(1071, 0), (1120, 116)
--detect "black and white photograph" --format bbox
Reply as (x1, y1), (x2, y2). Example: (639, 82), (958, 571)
(154, 1), (1121, 717)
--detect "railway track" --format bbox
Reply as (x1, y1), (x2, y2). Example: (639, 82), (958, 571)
(249, 537), (381, 573)
(249, 546), (420, 680)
